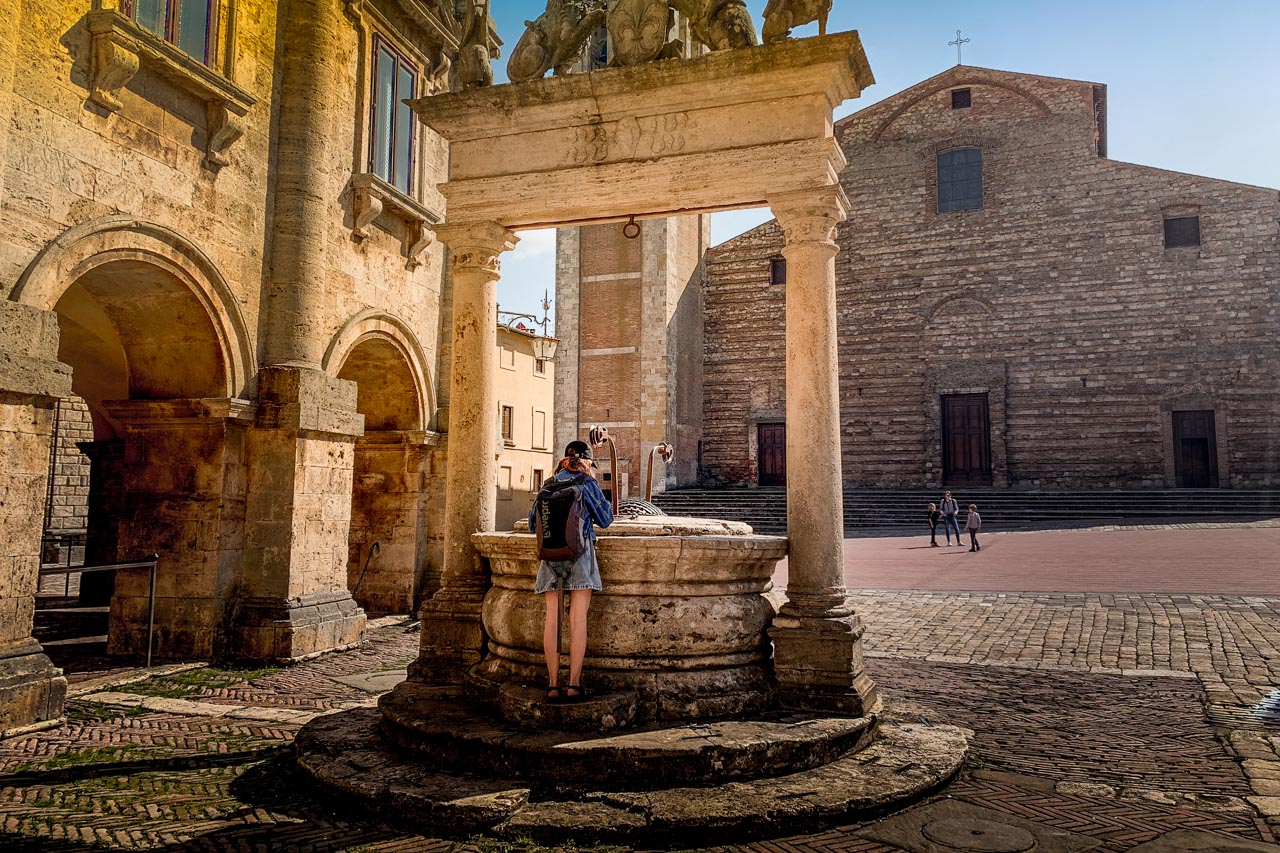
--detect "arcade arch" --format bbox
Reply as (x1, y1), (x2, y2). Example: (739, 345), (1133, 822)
(17, 219), (252, 658)
(328, 317), (433, 614)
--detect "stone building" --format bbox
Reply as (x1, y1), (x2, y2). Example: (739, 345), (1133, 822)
(494, 324), (555, 531)
(0, 0), (499, 732)
(700, 66), (1280, 490)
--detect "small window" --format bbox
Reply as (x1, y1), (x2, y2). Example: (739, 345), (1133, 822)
(534, 358), (547, 376)
(532, 468), (544, 491)
(500, 345), (516, 369)
(770, 257), (787, 285)
(937, 147), (983, 213)
(500, 405), (514, 442)
(369, 35), (417, 194)
(951, 88), (972, 109)
(1164, 216), (1201, 248)
(123, 0), (217, 64)
(497, 466), (513, 500)
(532, 411), (547, 449)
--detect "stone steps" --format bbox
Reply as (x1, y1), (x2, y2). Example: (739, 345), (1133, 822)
(295, 705), (969, 846)
(653, 488), (1280, 535)
(379, 682), (876, 788)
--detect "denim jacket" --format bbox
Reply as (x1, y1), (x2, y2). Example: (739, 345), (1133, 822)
(527, 469), (614, 542)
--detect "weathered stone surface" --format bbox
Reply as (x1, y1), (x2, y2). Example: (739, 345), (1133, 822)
(496, 683), (637, 731)
(298, 704), (967, 844)
(379, 680), (877, 786)
(470, 527), (785, 721)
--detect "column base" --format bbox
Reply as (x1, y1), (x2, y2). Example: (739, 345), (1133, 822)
(769, 602), (881, 717)
(0, 640), (67, 737)
(227, 591), (366, 662)
(410, 591), (486, 684)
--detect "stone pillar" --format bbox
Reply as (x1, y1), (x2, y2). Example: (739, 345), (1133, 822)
(418, 439), (449, 606)
(0, 302), (71, 735)
(77, 439), (125, 606)
(766, 188), (880, 716)
(552, 227), (581, 455)
(0, 0), (21, 206)
(104, 399), (254, 659)
(413, 222), (517, 683)
(236, 368), (366, 660)
(348, 430), (435, 615)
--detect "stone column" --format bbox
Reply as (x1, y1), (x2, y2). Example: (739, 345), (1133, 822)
(766, 188), (880, 716)
(413, 222), (517, 683)
(0, 302), (71, 735)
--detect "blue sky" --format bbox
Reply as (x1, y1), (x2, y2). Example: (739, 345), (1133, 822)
(488, 1), (1280, 324)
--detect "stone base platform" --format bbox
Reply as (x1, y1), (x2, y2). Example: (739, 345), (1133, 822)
(296, 699), (968, 845)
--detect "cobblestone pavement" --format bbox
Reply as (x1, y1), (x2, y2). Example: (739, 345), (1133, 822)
(3, 527), (1279, 851)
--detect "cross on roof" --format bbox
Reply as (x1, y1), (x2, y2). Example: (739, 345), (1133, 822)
(948, 29), (970, 65)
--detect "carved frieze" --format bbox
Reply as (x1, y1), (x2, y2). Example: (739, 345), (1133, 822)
(568, 112), (694, 165)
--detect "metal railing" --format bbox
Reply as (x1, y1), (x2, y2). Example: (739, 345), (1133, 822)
(40, 531), (87, 597)
(37, 555), (159, 668)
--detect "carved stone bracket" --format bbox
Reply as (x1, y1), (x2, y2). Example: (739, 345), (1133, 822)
(85, 10), (257, 171)
(350, 173), (442, 268)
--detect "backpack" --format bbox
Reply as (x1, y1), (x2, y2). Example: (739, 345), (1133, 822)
(534, 475), (589, 562)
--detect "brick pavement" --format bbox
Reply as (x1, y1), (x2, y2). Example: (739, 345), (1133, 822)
(1, 526), (1278, 851)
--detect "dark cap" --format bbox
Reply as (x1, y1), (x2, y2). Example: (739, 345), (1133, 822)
(564, 440), (593, 461)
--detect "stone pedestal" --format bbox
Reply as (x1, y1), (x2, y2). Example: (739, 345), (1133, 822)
(0, 302), (71, 734)
(348, 430), (435, 615)
(102, 398), (253, 658)
(234, 366), (367, 660)
(767, 189), (880, 716)
(414, 223), (517, 684)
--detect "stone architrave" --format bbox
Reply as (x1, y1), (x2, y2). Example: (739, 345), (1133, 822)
(0, 301), (72, 735)
(413, 222), (518, 683)
(767, 187), (879, 716)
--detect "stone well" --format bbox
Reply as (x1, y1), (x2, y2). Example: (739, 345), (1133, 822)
(467, 516), (788, 722)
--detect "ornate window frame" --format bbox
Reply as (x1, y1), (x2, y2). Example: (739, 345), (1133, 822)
(344, 0), (449, 267)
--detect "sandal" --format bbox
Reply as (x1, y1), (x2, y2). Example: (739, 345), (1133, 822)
(565, 684), (594, 703)
(545, 686), (564, 704)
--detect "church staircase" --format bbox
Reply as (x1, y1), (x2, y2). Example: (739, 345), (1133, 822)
(653, 488), (1280, 536)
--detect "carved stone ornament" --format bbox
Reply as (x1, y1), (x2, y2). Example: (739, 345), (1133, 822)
(436, 223), (520, 277)
(761, 0), (833, 44)
(608, 0), (671, 67)
(508, 0), (606, 82)
(456, 0), (496, 90)
(779, 215), (839, 249)
(85, 10), (257, 171)
(452, 249), (503, 275)
(567, 112), (693, 166)
(350, 173), (442, 268)
(772, 187), (848, 249)
(669, 0), (759, 52)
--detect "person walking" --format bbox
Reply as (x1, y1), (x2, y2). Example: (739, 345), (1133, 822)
(966, 504), (982, 552)
(528, 440), (614, 703)
(927, 502), (941, 547)
(939, 490), (962, 545)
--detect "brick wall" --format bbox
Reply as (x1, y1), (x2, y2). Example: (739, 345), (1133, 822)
(703, 67), (1280, 489)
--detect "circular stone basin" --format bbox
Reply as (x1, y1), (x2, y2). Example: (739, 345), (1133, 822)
(470, 516), (788, 722)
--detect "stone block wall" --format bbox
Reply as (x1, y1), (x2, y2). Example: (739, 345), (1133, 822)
(45, 397), (92, 534)
(702, 66), (1279, 489)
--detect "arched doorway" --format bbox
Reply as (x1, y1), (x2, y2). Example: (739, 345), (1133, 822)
(17, 220), (253, 660)
(334, 328), (430, 615)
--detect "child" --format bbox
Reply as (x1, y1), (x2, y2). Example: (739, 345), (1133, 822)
(966, 504), (982, 552)
(528, 440), (613, 703)
(928, 502), (941, 547)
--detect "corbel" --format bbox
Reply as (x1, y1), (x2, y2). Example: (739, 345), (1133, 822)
(204, 101), (244, 171)
(406, 220), (436, 268)
(89, 28), (140, 112)
(352, 181), (384, 239)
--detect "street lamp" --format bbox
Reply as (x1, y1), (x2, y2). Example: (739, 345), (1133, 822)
(498, 289), (558, 361)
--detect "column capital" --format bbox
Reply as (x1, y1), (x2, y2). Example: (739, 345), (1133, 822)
(768, 186), (849, 249)
(435, 221), (520, 276)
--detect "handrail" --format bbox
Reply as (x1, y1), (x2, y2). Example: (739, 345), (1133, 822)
(38, 554), (160, 668)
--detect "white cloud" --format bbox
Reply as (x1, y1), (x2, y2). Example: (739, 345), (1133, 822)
(513, 228), (557, 258)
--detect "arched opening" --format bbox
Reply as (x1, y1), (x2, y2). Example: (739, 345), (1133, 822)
(41, 256), (246, 660)
(337, 334), (428, 615)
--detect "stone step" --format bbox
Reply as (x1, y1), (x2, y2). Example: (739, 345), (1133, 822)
(379, 681), (876, 788)
(296, 705), (968, 846)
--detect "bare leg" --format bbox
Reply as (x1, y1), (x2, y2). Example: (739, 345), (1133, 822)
(567, 588), (592, 687)
(543, 591), (561, 687)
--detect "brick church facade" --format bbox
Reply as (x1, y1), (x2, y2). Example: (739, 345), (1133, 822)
(700, 66), (1279, 490)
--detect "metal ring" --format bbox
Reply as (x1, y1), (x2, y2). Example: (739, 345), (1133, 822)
(622, 219), (641, 239)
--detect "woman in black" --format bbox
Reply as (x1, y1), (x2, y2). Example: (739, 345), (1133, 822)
(928, 502), (941, 547)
